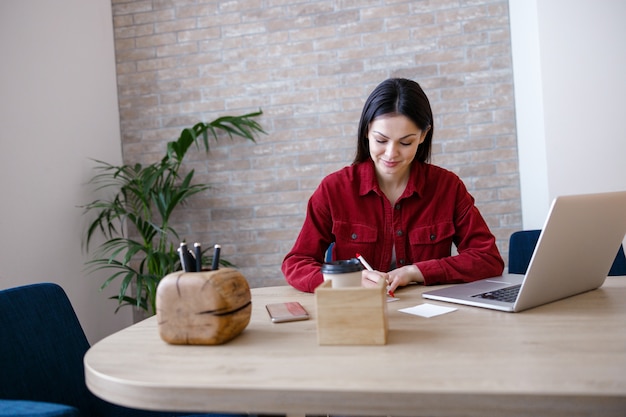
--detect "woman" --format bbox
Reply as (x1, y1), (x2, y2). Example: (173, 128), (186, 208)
(282, 78), (504, 293)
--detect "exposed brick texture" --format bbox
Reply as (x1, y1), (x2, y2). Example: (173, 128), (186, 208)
(110, 0), (521, 287)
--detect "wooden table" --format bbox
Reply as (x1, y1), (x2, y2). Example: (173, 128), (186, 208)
(84, 278), (626, 417)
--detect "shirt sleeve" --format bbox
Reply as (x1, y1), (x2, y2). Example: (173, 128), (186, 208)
(281, 183), (333, 293)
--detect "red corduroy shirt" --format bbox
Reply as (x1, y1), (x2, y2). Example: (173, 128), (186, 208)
(282, 160), (504, 293)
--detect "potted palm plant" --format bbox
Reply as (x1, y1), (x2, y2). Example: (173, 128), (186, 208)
(82, 110), (265, 316)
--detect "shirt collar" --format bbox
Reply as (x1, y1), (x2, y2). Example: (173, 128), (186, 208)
(357, 160), (426, 198)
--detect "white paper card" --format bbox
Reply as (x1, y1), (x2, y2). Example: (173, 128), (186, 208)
(399, 303), (457, 318)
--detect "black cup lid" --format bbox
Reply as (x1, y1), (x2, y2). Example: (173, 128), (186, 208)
(320, 258), (364, 273)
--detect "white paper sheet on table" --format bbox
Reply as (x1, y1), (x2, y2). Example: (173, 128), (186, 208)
(399, 303), (457, 318)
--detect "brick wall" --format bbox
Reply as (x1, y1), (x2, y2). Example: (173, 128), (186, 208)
(111, 0), (521, 288)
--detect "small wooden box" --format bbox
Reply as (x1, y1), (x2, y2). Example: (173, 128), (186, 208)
(314, 280), (388, 345)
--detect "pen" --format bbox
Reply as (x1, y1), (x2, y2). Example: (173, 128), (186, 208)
(194, 242), (203, 272)
(182, 242), (197, 272)
(179, 242), (192, 272)
(356, 253), (395, 298)
(355, 253), (373, 271)
(211, 244), (221, 270)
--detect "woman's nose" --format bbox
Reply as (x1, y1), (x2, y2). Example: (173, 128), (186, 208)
(385, 143), (397, 157)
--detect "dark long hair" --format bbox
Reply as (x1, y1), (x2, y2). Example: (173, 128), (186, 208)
(354, 78), (434, 164)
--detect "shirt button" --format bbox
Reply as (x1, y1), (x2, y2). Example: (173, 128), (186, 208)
(396, 230), (403, 237)
(395, 204), (401, 210)
(351, 233), (358, 240)
(399, 259), (405, 265)
(430, 234), (436, 241)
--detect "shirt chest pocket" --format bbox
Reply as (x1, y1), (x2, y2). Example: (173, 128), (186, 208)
(333, 221), (378, 244)
(409, 222), (455, 247)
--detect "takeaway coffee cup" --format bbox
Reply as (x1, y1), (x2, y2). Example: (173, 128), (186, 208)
(321, 258), (364, 288)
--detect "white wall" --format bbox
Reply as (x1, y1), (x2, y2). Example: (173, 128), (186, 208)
(0, 0), (132, 343)
(510, 0), (626, 229)
(539, 0), (626, 197)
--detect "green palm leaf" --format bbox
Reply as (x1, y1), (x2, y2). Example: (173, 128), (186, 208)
(81, 110), (264, 314)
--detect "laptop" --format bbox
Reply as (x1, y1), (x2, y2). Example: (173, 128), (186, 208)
(422, 190), (626, 312)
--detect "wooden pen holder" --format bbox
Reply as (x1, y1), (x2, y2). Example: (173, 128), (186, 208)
(314, 280), (388, 345)
(156, 268), (252, 345)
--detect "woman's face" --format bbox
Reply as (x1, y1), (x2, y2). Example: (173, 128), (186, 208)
(367, 114), (428, 181)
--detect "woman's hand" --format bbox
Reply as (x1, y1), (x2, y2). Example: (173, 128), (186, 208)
(361, 269), (389, 288)
(361, 265), (424, 294)
(387, 265), (424, 293)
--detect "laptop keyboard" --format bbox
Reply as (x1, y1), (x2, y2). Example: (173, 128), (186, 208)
(472, 284), (522, 303)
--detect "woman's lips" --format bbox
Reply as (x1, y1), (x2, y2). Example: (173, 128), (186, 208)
(382, 160), (399, 168)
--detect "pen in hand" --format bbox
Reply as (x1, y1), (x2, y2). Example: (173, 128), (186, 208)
(356, 253), (395, 298)
(211, 244), (221, 271)
(356, 253), (374, 271)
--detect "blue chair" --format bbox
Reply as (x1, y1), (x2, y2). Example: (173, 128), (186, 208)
(0, 282), (248, 417)
(508, 229), (626, 275)
(0, 400), (80, 417)
(325, 242), (335, 263)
